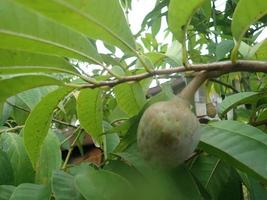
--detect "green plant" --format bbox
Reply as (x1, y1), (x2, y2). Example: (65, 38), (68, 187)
(0, 0), (267, 199)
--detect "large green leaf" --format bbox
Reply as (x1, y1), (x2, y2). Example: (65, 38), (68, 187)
(200, 120), (267, 183)
(168, 0), (205, 43)
(9, 183), (50, 200)
(232, 0), (267, 42)
(114, 82), (146, 117)
(114, 144), (205, 200)
(218, 92), (266, 117)
(24, 87), (73, 168)
(17, 86), (58, 110)
(0, 185), (16, 200)
(190, 155), (242, 200)
(35, 131), (62, 184)
(74, 169), (133, 200)
(0, 150), (14, 185)
(52, 170), (84, 200)
(241, 174), (267, 200)
(13, 0), (136, 54)
(0, 132), (35, 185)
(0, 49), (79, 75)
(0, 0), (102, 63)
(0, 75), (63, 103)
(77, 88), (103, 142)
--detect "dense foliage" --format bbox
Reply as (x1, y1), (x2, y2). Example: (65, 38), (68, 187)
(0, 0), (267, 199)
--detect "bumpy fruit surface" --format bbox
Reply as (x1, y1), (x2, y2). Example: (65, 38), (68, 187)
(206, 103), (217, 118)
(137, 97), (200, 168)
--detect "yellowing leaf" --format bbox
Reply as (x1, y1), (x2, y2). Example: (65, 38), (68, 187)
(232, 0), (267, 42)
(168, 0), (205, 43)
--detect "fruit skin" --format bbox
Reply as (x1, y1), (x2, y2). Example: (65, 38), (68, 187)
(206, 103), (217, 118)
(137, 96), (200, 168)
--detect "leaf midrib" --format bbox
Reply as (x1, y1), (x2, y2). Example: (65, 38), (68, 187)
(0, 30), (100, 64)
(54, 0), (135, 53)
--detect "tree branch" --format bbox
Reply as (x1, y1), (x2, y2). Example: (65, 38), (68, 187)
(81, 60), (267, 89)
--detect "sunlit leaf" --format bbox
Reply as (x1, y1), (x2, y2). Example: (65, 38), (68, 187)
(168, 0), (205, 43)
(0, 49), (79, 75)
(255, 39), (267, 60)
(13, 0), (136, 54)
(232, 0), (267, 42)
(0, 0), (102, 63)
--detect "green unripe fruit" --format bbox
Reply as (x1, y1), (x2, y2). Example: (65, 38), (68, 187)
(137, 96), (200, 168)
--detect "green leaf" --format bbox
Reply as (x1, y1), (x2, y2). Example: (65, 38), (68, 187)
(200, 120), (267, 183)
(169, 165), (204, 200)
(105, 133), (120, 155)
(165, 40), (183, 65)
(255, 39), (267, 60)
(13, 0), (136, 54)
(35, 131), (62, 184)
(0, 0), (102, 63)
(0, 185), (15, 200)
(0, 75), (63, 104)
(242, 174), (267, 200)
(215, 40), (234, 61)
(0, 49), (79, 75)
(232, 0), (267, 42)
(24, 87), (73, 168)
(191, 155), (242, 200)
(0, 150), (14, 185)
(218, 92), (266, 117)
(9, 183), (50, 200)
(168, 0), (205, 43)
(74, 169), (133, 200)
(104, 160), (142, 185)
(52, 170), (84, 200)
(17, 86), (57, 110)
(114, 82), (146, 117)
(0, 132), (35, 185)
(77, 88), (103, 142)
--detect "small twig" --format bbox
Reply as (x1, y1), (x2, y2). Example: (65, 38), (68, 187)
(62, 128), (82, 170)
(209, 78), (239, 93)
(251, 120), (267, 127)
(6, 101), (78, 128)
(0, 125), (24, 134)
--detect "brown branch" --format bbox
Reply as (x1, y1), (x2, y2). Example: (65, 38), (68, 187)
(81, 60), (267, 89)
(251, 120), (267, 127)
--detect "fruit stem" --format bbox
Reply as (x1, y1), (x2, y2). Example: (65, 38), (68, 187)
(179, 71), (208, 102)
